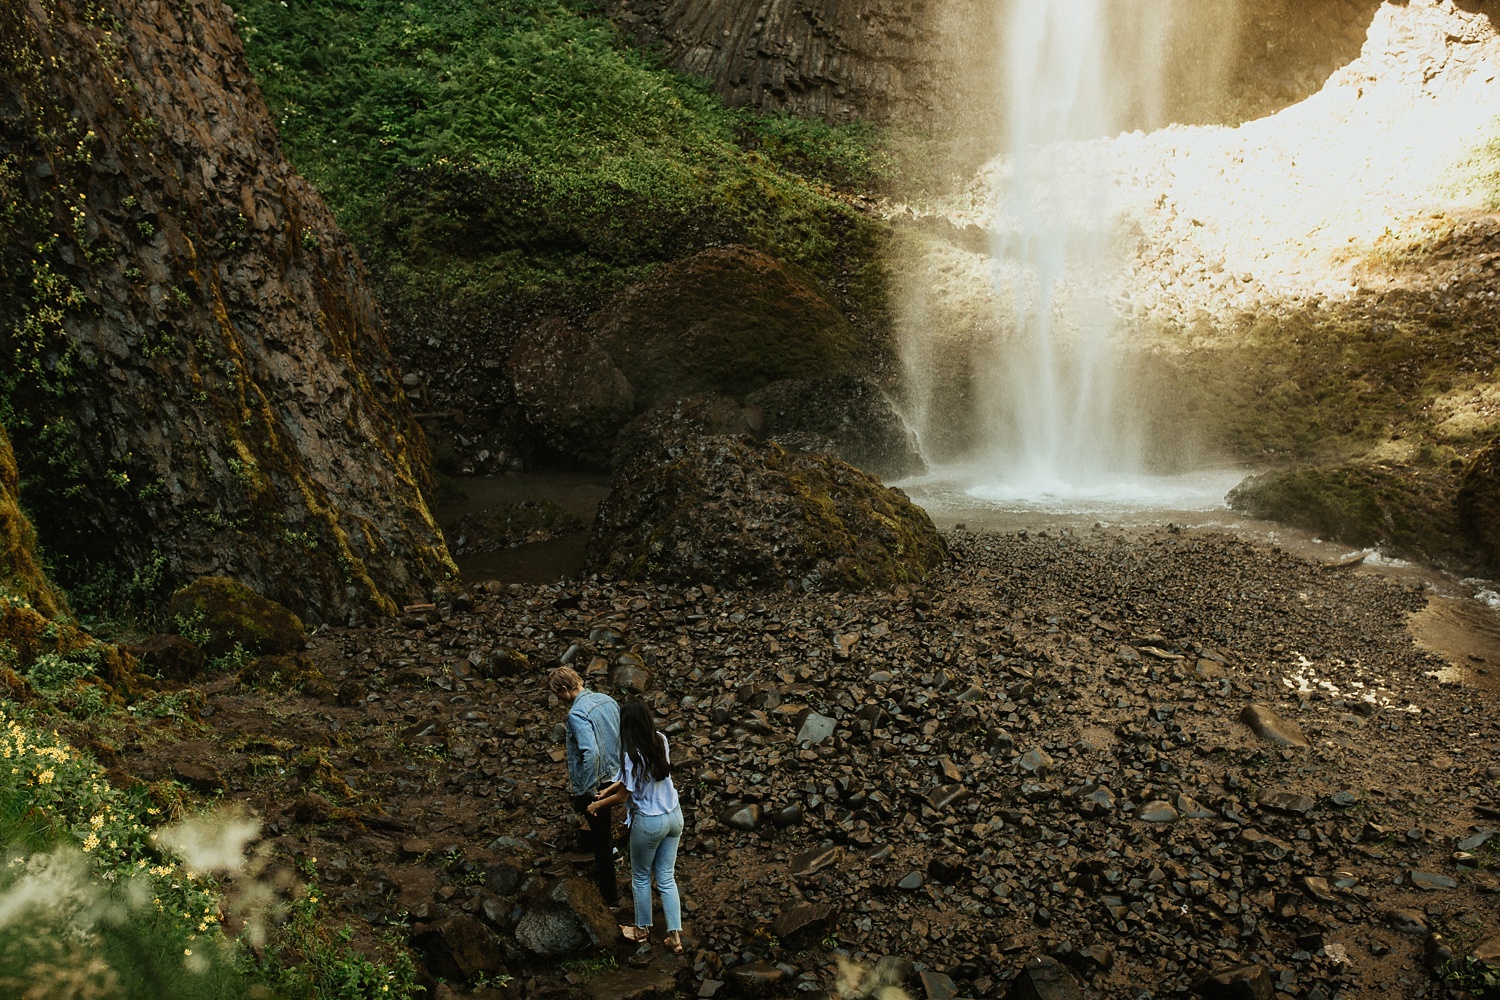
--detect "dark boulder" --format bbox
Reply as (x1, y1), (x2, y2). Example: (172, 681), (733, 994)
(513, 878), (619, 959)
(1011, 955), (1083, 1000)
(1194, 963), (1274, 1000)
(587, 246), (863, 411)
(585, 435), (947, 591)
(509, 318), (634, 468)
(167, 577), (304, 658)
(611, 395), (754, 472)
(124, 634), (207, 682)
(411, 914), (506, 982)
(746, 375), (925, 480)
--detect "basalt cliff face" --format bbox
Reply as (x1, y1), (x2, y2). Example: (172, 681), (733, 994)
(605, 0), (1386, 128)
(0, 0), (453, 621)
(604, 0), (994, 126)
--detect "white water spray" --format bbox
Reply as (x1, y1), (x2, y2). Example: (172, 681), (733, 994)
(897, 1), (1245, 517)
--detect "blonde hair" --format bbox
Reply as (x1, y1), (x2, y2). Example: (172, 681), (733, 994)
(548, 665), (582, 697)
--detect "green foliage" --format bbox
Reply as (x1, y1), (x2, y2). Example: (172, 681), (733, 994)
(256, 885), (424, 1000)
(232, 0), (890, 320)
(0, 703), (247, 999)
(67, 549), (170, 630)
(0, 701), (424, 998)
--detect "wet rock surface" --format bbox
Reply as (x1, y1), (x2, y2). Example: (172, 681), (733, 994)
(584, 435), (947, 591)
(75, 526), (1500, 997)
(745, 375), (926, 482)
(508, 318), (634, 469)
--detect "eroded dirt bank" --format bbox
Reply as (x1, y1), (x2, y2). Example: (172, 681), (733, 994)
(74, 529), (1500, 998)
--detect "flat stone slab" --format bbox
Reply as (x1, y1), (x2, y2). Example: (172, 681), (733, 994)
(586, 966), (678, 1000)
(790, 844), (844, 877)
(1239, 704), (1309, 747)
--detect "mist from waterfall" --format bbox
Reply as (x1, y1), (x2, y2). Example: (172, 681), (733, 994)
(897, 1), (1245, 514)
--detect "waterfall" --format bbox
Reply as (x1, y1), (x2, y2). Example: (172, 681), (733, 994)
(896, 1), (1247, 514)
(979, 0), (1134, 495)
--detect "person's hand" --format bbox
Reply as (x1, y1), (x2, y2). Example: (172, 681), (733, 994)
(586, 799), (602, 815)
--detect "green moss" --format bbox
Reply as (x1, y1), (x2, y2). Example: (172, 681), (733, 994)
(166, 576), (305, 658)
(1227, 463), (1459, 564)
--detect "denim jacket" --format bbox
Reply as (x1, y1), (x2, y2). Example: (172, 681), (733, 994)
(566, 688), (621, 796)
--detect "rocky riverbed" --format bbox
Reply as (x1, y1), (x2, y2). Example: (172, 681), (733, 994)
(80, 527), (1500, 999)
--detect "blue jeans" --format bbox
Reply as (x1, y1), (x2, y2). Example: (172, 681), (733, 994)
(629, 806), (684, 932)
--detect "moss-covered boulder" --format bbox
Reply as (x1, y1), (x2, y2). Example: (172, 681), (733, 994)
(166, 577), (305, 658)
(587, 246), (863, 411)
(585, 434), (947, 591)
(1227, 463), (1458, 563)
(610, 395), (756, 471)
(745, 374), (925, 481)
(1457, 437), (1500, 568)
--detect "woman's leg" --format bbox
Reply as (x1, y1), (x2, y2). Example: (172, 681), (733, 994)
(655, 807), (685, 934)
(629, 813), (667, 931)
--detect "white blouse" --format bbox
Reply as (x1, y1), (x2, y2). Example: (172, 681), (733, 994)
(616, 732), (680, 817)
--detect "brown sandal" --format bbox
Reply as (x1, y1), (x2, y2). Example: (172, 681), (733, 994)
(620, 925), (649, 944)
(665, 933), (684, 955)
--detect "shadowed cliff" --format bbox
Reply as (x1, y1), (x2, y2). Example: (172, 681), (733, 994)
(0, 0), (455, 621)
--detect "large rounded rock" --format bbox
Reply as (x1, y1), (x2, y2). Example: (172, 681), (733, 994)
(584, 435), (947, 591)
(587, 246), (863, 411)
(509, 318), (634, 468)
(411, 914), (506, 982)
(746, 374), (925, 481)
(610, 395), (755, 471)
(167, 577), (304, 658)
(513, 878), (618, 959)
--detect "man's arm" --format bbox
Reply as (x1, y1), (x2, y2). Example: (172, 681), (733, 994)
(571, 710), (599, 792)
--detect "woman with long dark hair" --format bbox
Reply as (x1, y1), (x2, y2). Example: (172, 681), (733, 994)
(588, 700), (685, 952)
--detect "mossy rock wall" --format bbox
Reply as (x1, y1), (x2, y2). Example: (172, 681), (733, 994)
(0, 423), (65, 619)
(0, 0), (454, 621)
(585, 433), (947, 591)
(1457, 435), (1500, 569)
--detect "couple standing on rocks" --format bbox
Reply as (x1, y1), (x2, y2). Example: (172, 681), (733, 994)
(548, 666), (687, 954)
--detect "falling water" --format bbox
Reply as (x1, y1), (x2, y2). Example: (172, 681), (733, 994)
(980, 0), (1132, 494)
(897, 0), (1246, 518)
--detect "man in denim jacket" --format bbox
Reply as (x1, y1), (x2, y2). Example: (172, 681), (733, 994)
(549, 665), (621, 907)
